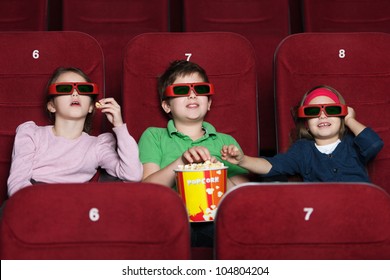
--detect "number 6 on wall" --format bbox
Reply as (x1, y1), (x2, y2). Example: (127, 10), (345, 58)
(303, 207), (314, 221)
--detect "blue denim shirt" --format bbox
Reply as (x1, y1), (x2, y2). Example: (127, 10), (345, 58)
(265, 128), (384, 182)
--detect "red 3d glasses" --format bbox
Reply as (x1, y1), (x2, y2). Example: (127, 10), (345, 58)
(164, 82), (215, 97)
(297, 103), (348, 118)
(48, 82), (99, 95)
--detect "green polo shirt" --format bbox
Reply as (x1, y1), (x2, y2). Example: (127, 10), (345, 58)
(139, 120), (248, 189)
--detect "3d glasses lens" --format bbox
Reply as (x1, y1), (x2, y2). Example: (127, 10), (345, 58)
(325, 106), (342, 115)
(303, 107), (321, 116)
(173, 86), (191, 95)
(193, 84), (211, 94)
(55, 84), (73, 93)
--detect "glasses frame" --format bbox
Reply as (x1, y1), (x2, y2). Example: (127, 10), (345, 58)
(163, 82), (215, 97)
(48, 82), (99, 95)
(297, 103), (348, 118)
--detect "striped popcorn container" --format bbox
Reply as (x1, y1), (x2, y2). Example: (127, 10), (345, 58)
(175, 167), (228, 222)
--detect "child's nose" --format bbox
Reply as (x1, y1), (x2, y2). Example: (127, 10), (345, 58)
(319, 109), (327, 118)
(72, 89), (79, 96)
(188, 89), (197, 98)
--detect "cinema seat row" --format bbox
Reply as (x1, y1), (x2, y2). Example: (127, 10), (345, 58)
(0, 30), (390, 260)
(1, 181), (390, 259)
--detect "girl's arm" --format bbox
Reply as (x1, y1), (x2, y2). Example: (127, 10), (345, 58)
(221, 144), (272, 175)
(98, 125), (143, 182)
(7, 122), (37, 196)
(97, 98), (143, 181)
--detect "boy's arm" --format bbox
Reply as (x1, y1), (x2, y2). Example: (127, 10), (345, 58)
(142, 161), (180, 187)
(142, 146), (215, 187)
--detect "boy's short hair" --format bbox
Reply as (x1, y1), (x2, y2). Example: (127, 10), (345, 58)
(158, 60), (209, 101)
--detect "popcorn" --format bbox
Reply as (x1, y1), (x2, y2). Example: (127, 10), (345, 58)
(203, 207), (217, 221)
(177, 160), (224, 171)
(95, 102), (102, 108)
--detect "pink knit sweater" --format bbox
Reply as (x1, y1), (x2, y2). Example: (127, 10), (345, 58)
(7, 121), (143, 196)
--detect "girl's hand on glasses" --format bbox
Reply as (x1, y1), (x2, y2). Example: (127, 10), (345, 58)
(96, 98), (124, 127)
(344, 106), (356, 127)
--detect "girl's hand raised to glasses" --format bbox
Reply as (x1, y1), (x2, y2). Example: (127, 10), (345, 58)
(96, 98), (124, 127)
(344, 106), (356, 126)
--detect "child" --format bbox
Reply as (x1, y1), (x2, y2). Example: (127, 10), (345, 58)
(7, 67), (143, 196)
(138, 60), (249, 246)
(221, 85), (384, 182)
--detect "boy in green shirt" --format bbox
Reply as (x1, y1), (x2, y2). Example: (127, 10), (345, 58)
(138, 60), (249, 247)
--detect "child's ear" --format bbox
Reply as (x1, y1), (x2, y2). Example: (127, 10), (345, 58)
(207, 98), (212, 111)
(88, 103), (94, 113)
(47, 100), (56, 113)
(161, 100), (171, 114)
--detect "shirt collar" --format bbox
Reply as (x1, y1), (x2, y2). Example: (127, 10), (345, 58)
(167, 120), (217, 138)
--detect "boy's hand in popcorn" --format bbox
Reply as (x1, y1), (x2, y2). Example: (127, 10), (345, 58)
(221, 144), (244, 165)
(181, 146), (217, 165)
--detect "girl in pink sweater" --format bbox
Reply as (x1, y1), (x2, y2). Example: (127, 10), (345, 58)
(7, 67), (143, 196)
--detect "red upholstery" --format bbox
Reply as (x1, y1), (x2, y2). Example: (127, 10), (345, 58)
(123, 32), (259, 157)
(0, 0), (47, 31)
(274, 32), (390, 192)
(62, 0), (169, 110)
(303, 0), (390, 32)
(0, 182), (191, 260)
(183, 0), (290, 155)
(215, 182), (390, 259)
(0, 31), (104, 205)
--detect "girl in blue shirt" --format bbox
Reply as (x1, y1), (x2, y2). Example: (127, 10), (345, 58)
(221, 85), (384, 182)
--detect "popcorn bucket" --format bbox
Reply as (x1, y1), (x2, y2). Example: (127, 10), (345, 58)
(175, 167), (228, 222)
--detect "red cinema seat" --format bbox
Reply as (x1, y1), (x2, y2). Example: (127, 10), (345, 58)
(303, 0), (390, 32)
(215, 182), (390, 259)
(123, 32), (259, 158)
(62, 0), (169, 110)
(274, 32), (390, 192)
(184, 0), (290, 155)
(0, 31), (104, 205)
(0, 0), (47, 31)
(0, 182), (190, 260)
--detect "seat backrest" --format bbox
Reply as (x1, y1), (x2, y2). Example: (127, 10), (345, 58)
(0, 31), (104, 205)
(183, 0), (290, 36)
(123, 32), (259, 157)
(303, 0), (390, 32)
(63, 0), (169, 34)
(274, 32), (390, 191)
(215, 182), (390, 259)
(0, 182), (190, 260)
(0, 0), (47, 31)
(183, 0), (290, 155)
(62, 0), (170, 111)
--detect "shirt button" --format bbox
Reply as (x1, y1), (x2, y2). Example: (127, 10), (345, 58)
(333, 168), (338, 173)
